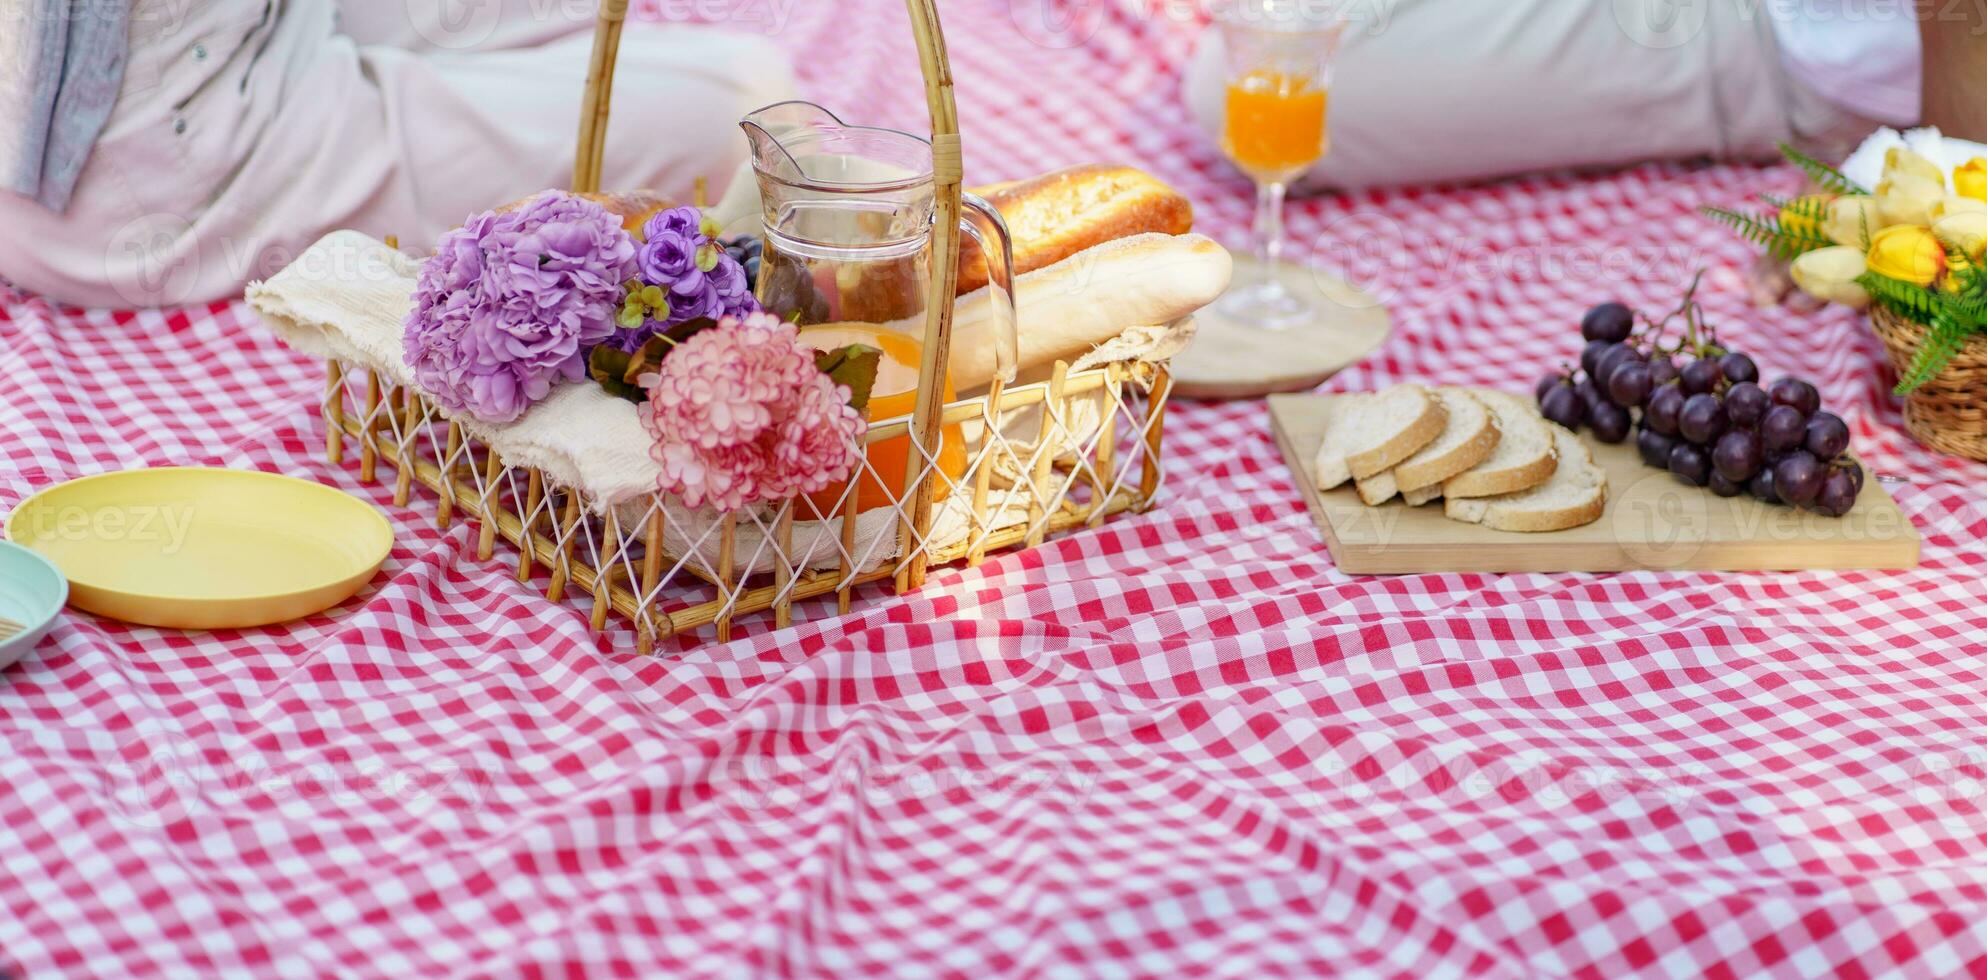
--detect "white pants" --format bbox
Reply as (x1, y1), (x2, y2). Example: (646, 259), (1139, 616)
(1183, 0), (1876, 192)
(0, 0), (795, 307)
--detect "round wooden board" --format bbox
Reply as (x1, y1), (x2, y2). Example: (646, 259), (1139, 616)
(1170, 256), (1392, 400)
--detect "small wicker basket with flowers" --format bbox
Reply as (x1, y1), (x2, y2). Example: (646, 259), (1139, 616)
(1706, 138), (1987, 460)
(247, 0), (1231, 652)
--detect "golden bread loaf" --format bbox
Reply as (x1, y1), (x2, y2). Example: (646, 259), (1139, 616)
(958, 165), (1194, 295)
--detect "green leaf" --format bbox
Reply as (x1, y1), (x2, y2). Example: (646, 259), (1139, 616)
(814, 343), (882, 415)
(588, 333), (691, 404)
(659, 316), (719, 346)
(1896, 309), (1973, 394)
(1859, 266), (1987, 394)
(1700, 205), (1832, 261)
(1858, 271), (1946, 323)
(587, 344), (646, 403)
(1778, 141), (1868, 197)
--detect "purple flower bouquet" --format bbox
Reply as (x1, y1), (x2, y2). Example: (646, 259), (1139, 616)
(609, 206), (759, 352)
(402, 192), (637, 424)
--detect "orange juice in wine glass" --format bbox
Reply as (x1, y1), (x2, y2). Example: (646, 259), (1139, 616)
(1222, 70), (1329, 182)
(1210, 4), (1346, 329)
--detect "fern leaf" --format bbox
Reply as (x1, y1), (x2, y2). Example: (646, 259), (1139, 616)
(1924, 254), (1987, 326)
(1859, 272), (1947, 322)
(1779, 141), (1867, 196)
(1761, 193), (1830, 221)
(1701, 205), (1832, 261)
(1779, 195), (1833, 245)
(1895, 310), (1973, 394)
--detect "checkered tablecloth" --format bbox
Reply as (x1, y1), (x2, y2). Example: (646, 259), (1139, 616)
(7, 2), (1987, 976)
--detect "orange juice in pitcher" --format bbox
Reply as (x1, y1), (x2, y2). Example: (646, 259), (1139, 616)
(797, 323), (965, 517)
(741, 101), (1016, 518)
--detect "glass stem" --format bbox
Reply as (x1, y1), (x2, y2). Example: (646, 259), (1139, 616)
(1253, 179), (1288, 290)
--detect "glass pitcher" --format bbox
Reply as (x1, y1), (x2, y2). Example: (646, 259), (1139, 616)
(741, 101), (1018, 515)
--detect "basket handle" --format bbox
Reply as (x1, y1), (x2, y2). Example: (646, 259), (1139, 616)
(572, 0), (629, 194)
(896, 0), (965, 591)
(570, 0), (964, 593)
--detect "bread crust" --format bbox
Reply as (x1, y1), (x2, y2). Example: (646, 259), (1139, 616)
(1395, 389), (1499, 492)
(1355, 470), (1400, 506)
(1346, 389), (1446, 479)
(1444, 427), (1606, 532)
(1441, 391), (1558, 499)
(959, 165), (1195, 294)
(1443, 449), (1557, 499)
(1446, 489), (1606, 532)
(1401, 483), (1443, 507)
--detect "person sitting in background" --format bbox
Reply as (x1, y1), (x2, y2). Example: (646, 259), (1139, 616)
(1184, 0), (1936, 192)
(0, 0), (794, 308)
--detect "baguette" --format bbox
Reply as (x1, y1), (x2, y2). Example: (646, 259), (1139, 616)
(959, 165), (1195, 294)
(945, 232), (1232, 391)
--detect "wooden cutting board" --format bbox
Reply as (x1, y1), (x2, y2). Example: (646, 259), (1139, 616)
(1269, 393), (1921, 574)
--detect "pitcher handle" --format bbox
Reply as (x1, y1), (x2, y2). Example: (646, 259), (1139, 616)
(959, 193), (1018, 385)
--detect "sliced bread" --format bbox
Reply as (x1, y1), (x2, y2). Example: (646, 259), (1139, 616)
(1401, 483), (1444, 507)
(1444, 425), (1607, 532)
(1314, 385), (1447, 490)
(1354, 388), (1500, 505)
(1441, 390), (1558, 500)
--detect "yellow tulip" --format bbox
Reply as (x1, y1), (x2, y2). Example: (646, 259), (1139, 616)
(1933, 211), (1987, 262)
(1930, 194), (1987, 222)
(1877, 173), (1945, 228)
(1867, 225), (1948, 286)
(1884, 146), (1946, 186)
(1822, 195), (1883, 247)
(1954, 158), (1987, 203)
(1790, 246), (1871, 309)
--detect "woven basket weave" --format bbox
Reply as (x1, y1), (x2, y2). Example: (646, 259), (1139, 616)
(306, 0), (1176, 652)
(1868, 305), (1987, 462)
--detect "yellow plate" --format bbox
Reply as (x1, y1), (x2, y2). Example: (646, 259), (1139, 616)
(4, 468), (393, 630)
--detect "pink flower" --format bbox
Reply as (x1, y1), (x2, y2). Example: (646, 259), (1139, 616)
(640, 312), (865, 512)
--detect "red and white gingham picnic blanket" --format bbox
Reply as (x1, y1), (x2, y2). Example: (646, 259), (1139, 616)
(6, 2), (1987, 976)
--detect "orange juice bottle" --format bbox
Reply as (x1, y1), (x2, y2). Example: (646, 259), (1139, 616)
(1222, 70), (1329, 181)
(798, 323), (966, 517)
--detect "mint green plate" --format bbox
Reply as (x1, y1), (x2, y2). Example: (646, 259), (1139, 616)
(0, 539), (67, 671)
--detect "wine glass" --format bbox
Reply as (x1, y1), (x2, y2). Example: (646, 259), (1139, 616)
(1212, 0), (1346, 329)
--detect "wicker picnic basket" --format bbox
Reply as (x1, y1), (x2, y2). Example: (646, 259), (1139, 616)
(315, 0), (1174, 652)
(1869, 305), (1987, 461)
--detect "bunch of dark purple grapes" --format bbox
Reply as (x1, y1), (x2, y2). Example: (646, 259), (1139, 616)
(1535, 296), (1863, 518)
